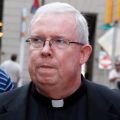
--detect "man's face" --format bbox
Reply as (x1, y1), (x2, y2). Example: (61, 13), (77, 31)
(28, 13), (91, 96)
(115, 64), (120, 72)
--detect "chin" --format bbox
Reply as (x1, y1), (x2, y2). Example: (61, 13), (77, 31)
(36, 77), (57, 85)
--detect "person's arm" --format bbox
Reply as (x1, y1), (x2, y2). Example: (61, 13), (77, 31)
(0, 69), (14, 93)
(5, 76), (14, 91)
(109, 77), (118, 82)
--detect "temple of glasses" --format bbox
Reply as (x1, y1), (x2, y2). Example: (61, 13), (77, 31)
(69, 42), (84, 46)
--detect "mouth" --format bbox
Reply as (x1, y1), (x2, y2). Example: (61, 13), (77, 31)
(37, 64), (56, 76)
(38, 64), (56, 70)
(40, 65), (54, 68)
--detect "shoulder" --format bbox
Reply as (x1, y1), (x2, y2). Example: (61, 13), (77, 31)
(0, 69), (9, 78)
(85, 79), (120, 106)
(0, 60), (11, 66)
(109, 69), (117, 75)
(0, 69), (6, 74)
(85, 79), (120, 96)
(0, 69), (11, 85)
(0, 83), (30, 105)
(0, 69), (13, 93)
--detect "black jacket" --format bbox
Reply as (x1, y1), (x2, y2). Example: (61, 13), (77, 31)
(0, 78), (120, 120)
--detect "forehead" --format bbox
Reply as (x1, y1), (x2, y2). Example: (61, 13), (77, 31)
(30, 13), (78, 39)
(32, 12), (76, 25)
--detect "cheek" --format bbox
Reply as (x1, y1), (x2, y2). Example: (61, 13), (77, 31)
(28, 49), (39, 70)
(57, 50), (80, 70)
(64, 56), (79, 70)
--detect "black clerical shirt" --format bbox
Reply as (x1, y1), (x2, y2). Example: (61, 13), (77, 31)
(27, 82), (87, 120)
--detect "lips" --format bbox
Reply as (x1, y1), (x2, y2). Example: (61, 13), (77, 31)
(40, 64), (54, 68)
(37, 64), (56, 75)
(37, 63), (57, 70)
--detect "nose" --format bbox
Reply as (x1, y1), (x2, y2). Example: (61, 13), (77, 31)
(41, 41), (52, 57)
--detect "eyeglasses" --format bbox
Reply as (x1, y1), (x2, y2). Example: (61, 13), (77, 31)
(26, 37), (84, 49)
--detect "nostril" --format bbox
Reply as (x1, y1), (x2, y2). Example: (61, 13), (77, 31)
(41, 50), (51, 57)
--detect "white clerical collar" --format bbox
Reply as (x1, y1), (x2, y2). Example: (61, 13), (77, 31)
(51, 99), (64, 108)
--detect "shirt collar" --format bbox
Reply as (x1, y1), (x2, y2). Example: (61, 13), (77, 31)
(30, 77), (86, 108)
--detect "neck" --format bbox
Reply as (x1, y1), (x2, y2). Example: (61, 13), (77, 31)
(36, 78), (81, 99)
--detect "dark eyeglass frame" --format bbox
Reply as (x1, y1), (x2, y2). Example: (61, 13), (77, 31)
(26, 37), (84, 49)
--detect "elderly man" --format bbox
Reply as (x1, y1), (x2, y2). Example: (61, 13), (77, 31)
(109, 56), (120, 89)
(0, 2), (120, 120)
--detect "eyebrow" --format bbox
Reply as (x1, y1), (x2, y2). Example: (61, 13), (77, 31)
(29, 35), (66, 40)
(28, 35), (44, 40)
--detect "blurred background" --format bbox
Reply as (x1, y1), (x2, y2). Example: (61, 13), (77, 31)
(0, 0), (120, 87)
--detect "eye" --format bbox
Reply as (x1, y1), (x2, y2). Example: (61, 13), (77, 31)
(31, 38), (44, 44)
(54, 39), (67, 45)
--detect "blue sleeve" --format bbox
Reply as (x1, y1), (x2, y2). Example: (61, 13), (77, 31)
(0, 69), (14, 93)
(5, 76), (14, 92)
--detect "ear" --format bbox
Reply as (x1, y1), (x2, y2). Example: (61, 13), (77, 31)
(79, 44), (92, 65)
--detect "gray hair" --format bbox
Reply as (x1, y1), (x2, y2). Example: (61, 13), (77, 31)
(30, 2), (89, 44)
